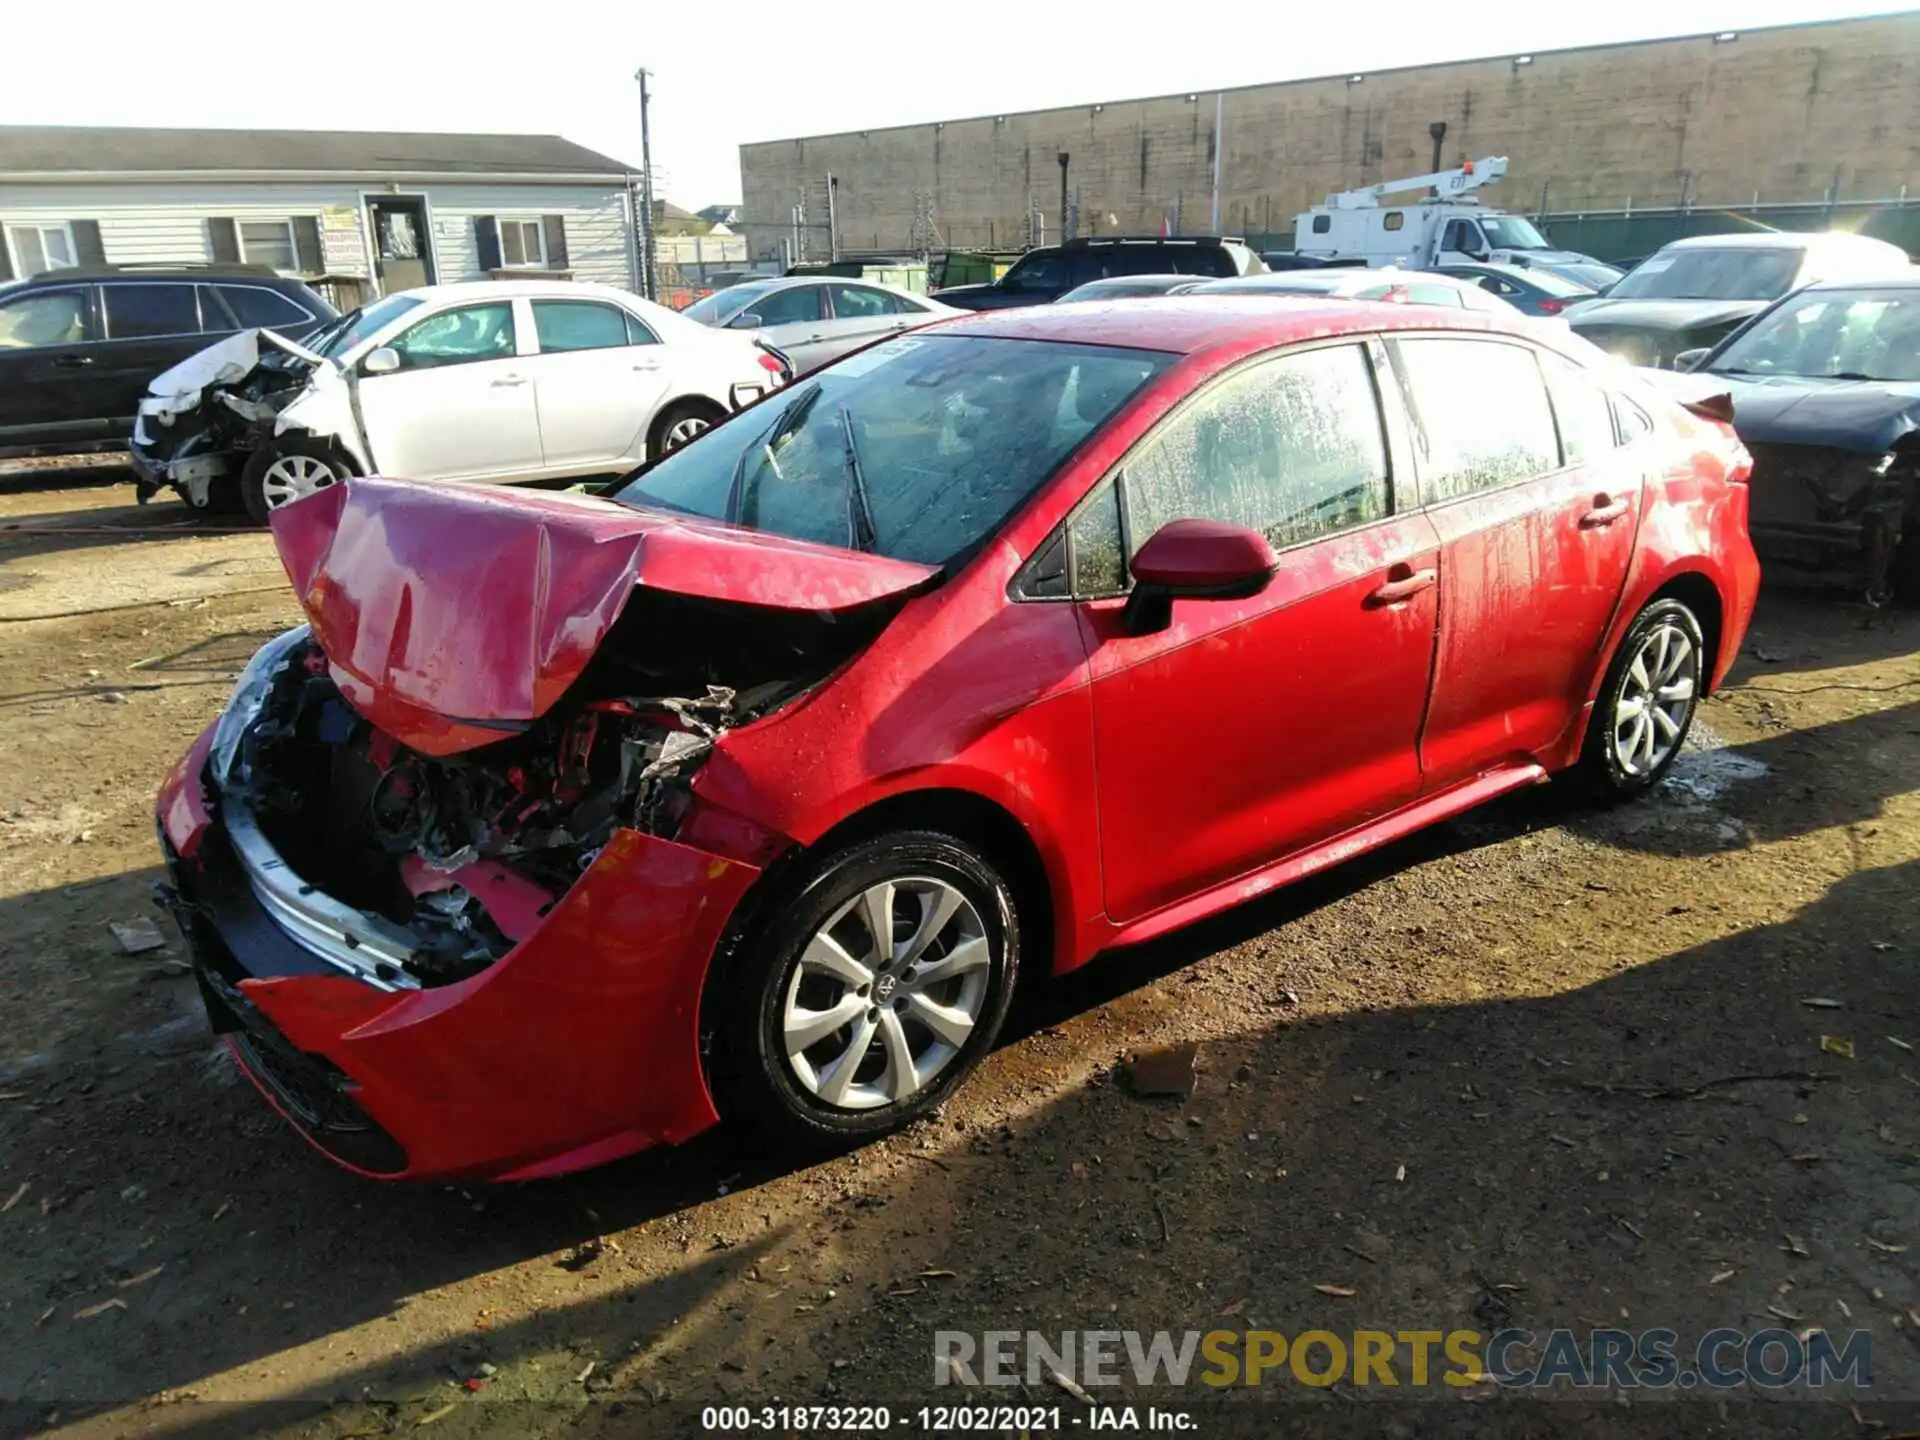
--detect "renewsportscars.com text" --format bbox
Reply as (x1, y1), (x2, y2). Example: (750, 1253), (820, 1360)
(934, 1327), (1872, 1391)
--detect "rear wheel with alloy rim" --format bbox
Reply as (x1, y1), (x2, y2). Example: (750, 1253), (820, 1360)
(240, 440), (351, 526)
(1578, 596), (1706, 800)
(719, 830), (1020, 1148)
(648, 399), (724, 460)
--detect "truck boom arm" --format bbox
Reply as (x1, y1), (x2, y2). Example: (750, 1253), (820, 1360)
(1323, 156), (1509, 209)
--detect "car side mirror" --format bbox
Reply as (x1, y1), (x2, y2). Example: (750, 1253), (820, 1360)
(361, 346), (400, 375)
(728, 312), (764, 330)
(1465, 248), (1490, 262)
(1122, 518), (1279, 636)
(1672, 347), (1711, 373)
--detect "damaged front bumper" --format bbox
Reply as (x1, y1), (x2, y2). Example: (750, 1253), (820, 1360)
(155, 711), (762, 1183)
(1744, 442), (1914, 602)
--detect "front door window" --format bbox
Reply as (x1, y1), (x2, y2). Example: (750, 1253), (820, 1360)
(386, 304), (517, 370)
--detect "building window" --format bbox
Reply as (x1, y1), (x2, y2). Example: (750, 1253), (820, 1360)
(238, 219), (297, 271)
(499, 218), (547, 268)
(5, 222), (77, 276)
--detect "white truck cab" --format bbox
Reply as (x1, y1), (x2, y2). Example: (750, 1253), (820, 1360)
(1293, 157), (1602, 275)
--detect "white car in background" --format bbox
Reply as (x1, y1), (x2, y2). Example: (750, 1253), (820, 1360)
(683, 276), (960, 375)
(131, 279), (787, 523)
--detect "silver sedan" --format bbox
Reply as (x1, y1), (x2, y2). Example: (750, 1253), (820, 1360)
(683, 277), (962, 374)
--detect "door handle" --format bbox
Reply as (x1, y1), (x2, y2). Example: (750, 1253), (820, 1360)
(632, 361), (661, 372)
(804, 333), (825, 342)
(491, 376), (528, 387)
(54, 354), (94, 369)
(1580, 495), (1630, 527)
(1367, 565), (1437, 606)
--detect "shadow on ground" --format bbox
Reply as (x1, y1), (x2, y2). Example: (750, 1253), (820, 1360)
(11, 850), (1913, 1439)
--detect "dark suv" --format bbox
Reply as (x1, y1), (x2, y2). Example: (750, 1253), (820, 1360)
(0, 264), (336, 458)
(932, 236), (1266, 311)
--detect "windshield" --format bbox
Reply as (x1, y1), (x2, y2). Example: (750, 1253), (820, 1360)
(1607, 246), (1803, 302)
(684, 285), (768, 326)
(612, 334), (1172, 565)
(1481, 216), (1550, 250)
(1710, 288), (1920, 382)
(309, 294), (425, 358)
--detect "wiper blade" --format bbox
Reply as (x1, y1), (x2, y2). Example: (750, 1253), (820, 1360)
(839, 404), (876, 553)
(726, 381), (822, 525)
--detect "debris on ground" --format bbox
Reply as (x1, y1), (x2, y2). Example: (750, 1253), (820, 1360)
(107, 918), (167, 955)
(1123, 1043), (1198, 1099)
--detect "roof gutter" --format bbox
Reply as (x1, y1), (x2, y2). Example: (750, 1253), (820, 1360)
(0, 169), (629, 186)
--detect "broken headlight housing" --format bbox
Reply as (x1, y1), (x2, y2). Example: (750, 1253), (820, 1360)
(211, 626), (310, 786)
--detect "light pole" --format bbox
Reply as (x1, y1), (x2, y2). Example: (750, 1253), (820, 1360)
(635, 66), (657, 301)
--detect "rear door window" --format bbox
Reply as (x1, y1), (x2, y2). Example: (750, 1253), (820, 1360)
(828, 284), (901, 318)
(1125, 342), (1392, 555)
(1538, 351), (1620, 465)
(102, 283), (201, 339)
(747, 285), (826, 326)
(1390, 336), (1561, 499)
(1003, 252), (1072, 293)
(532, 299), (631, 352)
(217, 285), (313, 329)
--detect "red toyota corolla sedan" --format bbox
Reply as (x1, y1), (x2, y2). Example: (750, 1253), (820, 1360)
(155, 299), (1758, 1181)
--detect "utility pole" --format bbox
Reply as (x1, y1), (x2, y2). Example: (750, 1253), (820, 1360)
(1057, 153), (1070, 242)
(1209, 92), (1224, 234)
(635, 67), (658, 300)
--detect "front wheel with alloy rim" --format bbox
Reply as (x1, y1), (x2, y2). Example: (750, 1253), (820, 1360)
(240, 440), (352, 526)
(1578, 596), (1707, 801)
(718, 830), (1020, 1149)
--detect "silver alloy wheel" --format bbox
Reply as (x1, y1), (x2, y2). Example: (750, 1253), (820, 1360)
(258, 453), (338, 509)
(663, 415), (710, 450)
(1611, 620), (1698, 777)
(781, 876), (991, 1111)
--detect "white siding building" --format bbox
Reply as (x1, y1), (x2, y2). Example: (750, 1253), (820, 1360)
(0, 127), (642, 308)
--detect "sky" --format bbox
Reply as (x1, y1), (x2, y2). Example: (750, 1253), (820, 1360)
(4, 1), (1909, 208)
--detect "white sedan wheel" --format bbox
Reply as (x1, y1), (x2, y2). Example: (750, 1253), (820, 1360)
(258, 453), (339, 509)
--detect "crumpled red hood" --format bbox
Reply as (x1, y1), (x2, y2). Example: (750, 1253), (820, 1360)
(270, 478), (936, 755)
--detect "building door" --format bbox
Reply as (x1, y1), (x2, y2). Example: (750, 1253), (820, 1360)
(367, 198), (434, 296)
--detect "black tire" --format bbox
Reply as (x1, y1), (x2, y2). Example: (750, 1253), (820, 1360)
(200, 475), (249, 517)
(648, 399), (725, 461)
(239, 438), (352, 526)
(715, 829), (1021, 1151)
(1575, 597), (1707, 802)
(1893, 521), (1920, 607)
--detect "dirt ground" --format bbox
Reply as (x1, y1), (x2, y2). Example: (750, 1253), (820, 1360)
(3, 477), (1919, 1439)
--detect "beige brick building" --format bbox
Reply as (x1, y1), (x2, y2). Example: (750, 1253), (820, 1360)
(739, 11), (1920, 257)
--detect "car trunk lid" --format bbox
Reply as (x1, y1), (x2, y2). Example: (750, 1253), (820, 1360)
(269, 478), (938, 755)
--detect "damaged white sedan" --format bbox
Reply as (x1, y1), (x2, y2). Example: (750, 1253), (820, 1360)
(130, 279), (790, 523)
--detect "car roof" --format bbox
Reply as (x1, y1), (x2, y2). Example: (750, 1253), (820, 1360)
(390, 279), (648, 305)
(1, 265), (297, 296)
(1798, 274), (1920, 292)
(719, 274), (922, 296)
(1656, 231), (1899, 253)
(938, 295), (1520, 355)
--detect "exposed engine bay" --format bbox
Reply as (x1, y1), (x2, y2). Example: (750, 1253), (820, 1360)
(220, 583), (906, 987)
